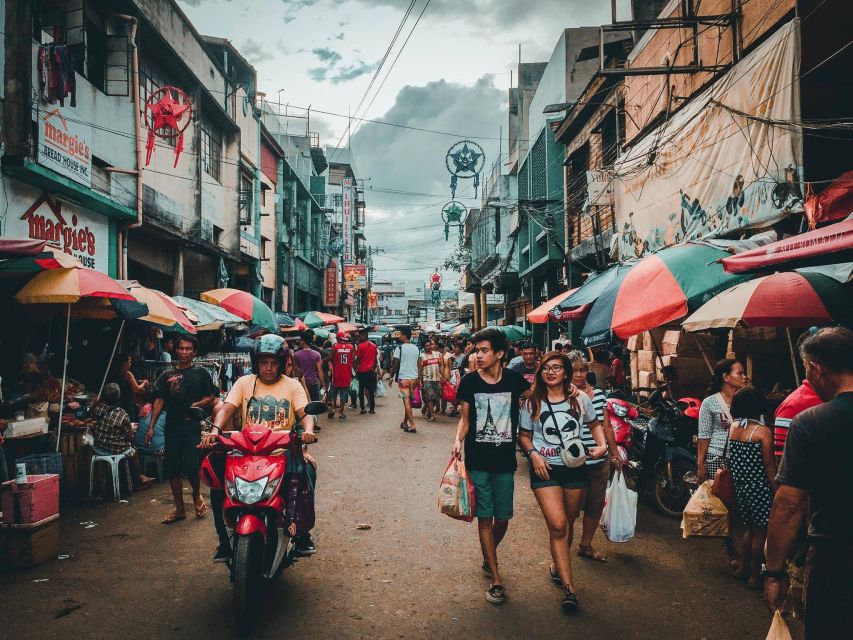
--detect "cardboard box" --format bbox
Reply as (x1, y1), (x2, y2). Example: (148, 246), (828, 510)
(4, 417), (48, 439)
(630, 356), (640, 388)
(666, 356), (712, 383)
(627, 333), (644, 351)
(0, 514), (60, 567)
(0, 475), (60, 525)
(637, 350), (656, 372)
(638, 371), (656, 388)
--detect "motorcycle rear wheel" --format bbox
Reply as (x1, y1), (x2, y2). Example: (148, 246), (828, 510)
(233, 532), (263, 633)
(652, 459), (695, 519)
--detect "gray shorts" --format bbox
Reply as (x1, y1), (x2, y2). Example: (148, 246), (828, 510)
(331, 386), (349, 404)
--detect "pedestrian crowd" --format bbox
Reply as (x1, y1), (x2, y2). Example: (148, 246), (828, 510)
(71, 321), (850, 636)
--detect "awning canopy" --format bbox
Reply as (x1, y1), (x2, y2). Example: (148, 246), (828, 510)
(527, 289), (590, 324)
(721, 217), (853, 274)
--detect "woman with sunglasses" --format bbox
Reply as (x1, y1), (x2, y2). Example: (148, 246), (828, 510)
(518, 351), (607, 612)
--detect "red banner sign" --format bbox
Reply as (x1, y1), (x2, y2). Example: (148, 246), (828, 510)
(324, 260), (339, 307)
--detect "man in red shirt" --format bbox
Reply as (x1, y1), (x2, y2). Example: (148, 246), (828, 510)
(328, 332), (355, 420)
(773, 379), (822, 458)
(354, 329), (380, 414)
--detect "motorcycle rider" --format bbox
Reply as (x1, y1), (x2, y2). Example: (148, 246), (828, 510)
(201, 335), (318, 562)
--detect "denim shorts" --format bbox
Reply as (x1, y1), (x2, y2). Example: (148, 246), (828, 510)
(331, 386), (349, 403)
(469, 469), (515, 520)
(528, 463), (589, 490)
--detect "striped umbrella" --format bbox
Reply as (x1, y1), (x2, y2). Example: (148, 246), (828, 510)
(683, 271), (853, 331)
(0, 247), (81, 272)
(200, 288), (277, 334)
(298, 311), (345, 328)
(580, 243), (752, 345)
(124, 283), (196, 334)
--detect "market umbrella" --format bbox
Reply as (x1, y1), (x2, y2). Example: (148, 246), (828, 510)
(336, 322), (360, 333)
(275, 312), (298, 327)
(200, 288), (277, 334)
(0, 238), (47, 258)
(279, 318), (309, 333)
(556, 262), (637, 311)
(722, 217), (853, 274)
(495, 325), (531, 341)
(15, 267), (143, 451)
(580, 243), (752, 346)
(527, 288), (592, 323)
(683, 271), (853, 332)
(123, 282), (196, 334)
(0, 246), (82, 273)
(298, 311), (345, 328)
(174, 296), (246, 331)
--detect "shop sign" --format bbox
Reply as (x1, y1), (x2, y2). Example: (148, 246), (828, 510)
(8, 193), (108, 272)
(341, 178), (354, 263)
(586, 169), (613, 207)
(343, 264), (367, 293)
(37, 107), (92, 187)
(239, 235), (260, 259)
(324, 260), (339, 307)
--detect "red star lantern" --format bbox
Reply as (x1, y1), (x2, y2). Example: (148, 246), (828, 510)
(143, 86), (193, 167)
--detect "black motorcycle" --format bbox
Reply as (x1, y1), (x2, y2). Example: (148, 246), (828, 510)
(611, 391), (699, 518)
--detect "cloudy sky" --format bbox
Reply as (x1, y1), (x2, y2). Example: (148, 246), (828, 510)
(178, 0), (628, 293)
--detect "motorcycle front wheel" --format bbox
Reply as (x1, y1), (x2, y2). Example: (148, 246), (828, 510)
(651, 459), (695, 519)
(233, 532), (263, 633)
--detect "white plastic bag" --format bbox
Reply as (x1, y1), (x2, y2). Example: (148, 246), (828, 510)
(375, 379), (386, 398)
(599, 470), (637, 543)
(765, 611), (792, 640)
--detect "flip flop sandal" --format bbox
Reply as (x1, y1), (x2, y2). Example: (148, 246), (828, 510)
(162, 511), (187, 525)
(195, 499), (208, 519)
(577, 546), (608, 562)
(485, 584), (506, 604)
(549, 565), (561, 585)
(482, 562), (492, 578)
(402, 426), (417, 433)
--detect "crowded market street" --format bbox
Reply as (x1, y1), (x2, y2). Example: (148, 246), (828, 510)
(0, 397), (770, 639)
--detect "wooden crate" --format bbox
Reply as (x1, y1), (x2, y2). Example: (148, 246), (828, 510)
(0, 514), (60, 568)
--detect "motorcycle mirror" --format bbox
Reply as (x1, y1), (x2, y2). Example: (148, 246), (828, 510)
(303, 400), (328, 416)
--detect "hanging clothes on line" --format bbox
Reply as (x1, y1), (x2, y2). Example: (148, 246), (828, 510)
(38, 43), (77, 107)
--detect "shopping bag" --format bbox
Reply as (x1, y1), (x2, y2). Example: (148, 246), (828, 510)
(765, 611), (792, 640)
(411, 386), (423, 408)
(375, 378), (386, 398)
(441, 380), (457, 403)
(350, 377), (360, 393)
(599, 470), (637, 542)
(437, 457), (476, 522)
(682, 481), (729, 538)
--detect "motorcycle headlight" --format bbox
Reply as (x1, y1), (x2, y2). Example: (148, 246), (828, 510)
(260, 476), (282, 501)
(612, 403), (628, 418)
(233, 476), (269, 505)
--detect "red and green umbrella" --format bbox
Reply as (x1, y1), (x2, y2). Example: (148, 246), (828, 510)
(580, 243), (752, 345)
(200, 288), (277, 334)
(298, 311), (345, 328)
(683, 271), (853, 331)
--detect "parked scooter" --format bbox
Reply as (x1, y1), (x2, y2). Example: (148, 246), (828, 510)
(607, 390), (700, 518)
(199, 400), (327, 633)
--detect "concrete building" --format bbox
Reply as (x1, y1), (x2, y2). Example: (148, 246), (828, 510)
(372, 278), (407, 325)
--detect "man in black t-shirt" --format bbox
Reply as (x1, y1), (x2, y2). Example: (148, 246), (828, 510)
(147, 335), (217, 525)
(453, 328), (530, 605)
(765, 327), (853, 639)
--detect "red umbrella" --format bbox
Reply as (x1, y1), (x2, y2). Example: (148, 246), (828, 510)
(805, 171), (853, 227)
(722, 218), (853, 274)
(527, 289), (581, 324)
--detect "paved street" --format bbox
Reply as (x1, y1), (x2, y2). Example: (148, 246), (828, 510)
(2, 391), (771, 639)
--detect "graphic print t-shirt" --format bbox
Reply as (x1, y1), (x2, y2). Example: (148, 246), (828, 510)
(154, 365), (217, 429)
(456, 369), (530, 472)
(331, 342), (355, 388)
(520, 394), (596, 467)
(509, 361), (537, 386)
(419, 351), (442, 381)
(225, 374), (308, 431)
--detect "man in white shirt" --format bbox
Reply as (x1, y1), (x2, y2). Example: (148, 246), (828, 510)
(390, 327), (420, 433)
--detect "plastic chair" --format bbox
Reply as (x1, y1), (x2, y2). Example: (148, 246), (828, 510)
(89, 452), (133, 501)
(139, 452), (165, 481)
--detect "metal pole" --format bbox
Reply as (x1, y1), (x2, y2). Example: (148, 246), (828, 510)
(786, 328), (801, 386)
(98, 320), (125, 398)
(55, 304), (71, 453)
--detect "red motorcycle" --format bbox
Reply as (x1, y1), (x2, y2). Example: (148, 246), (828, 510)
(199, 401), (326, 632)
(606, 392), (700, 518)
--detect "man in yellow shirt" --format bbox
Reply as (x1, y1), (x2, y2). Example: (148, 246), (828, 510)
(204, 335), (318, 561)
